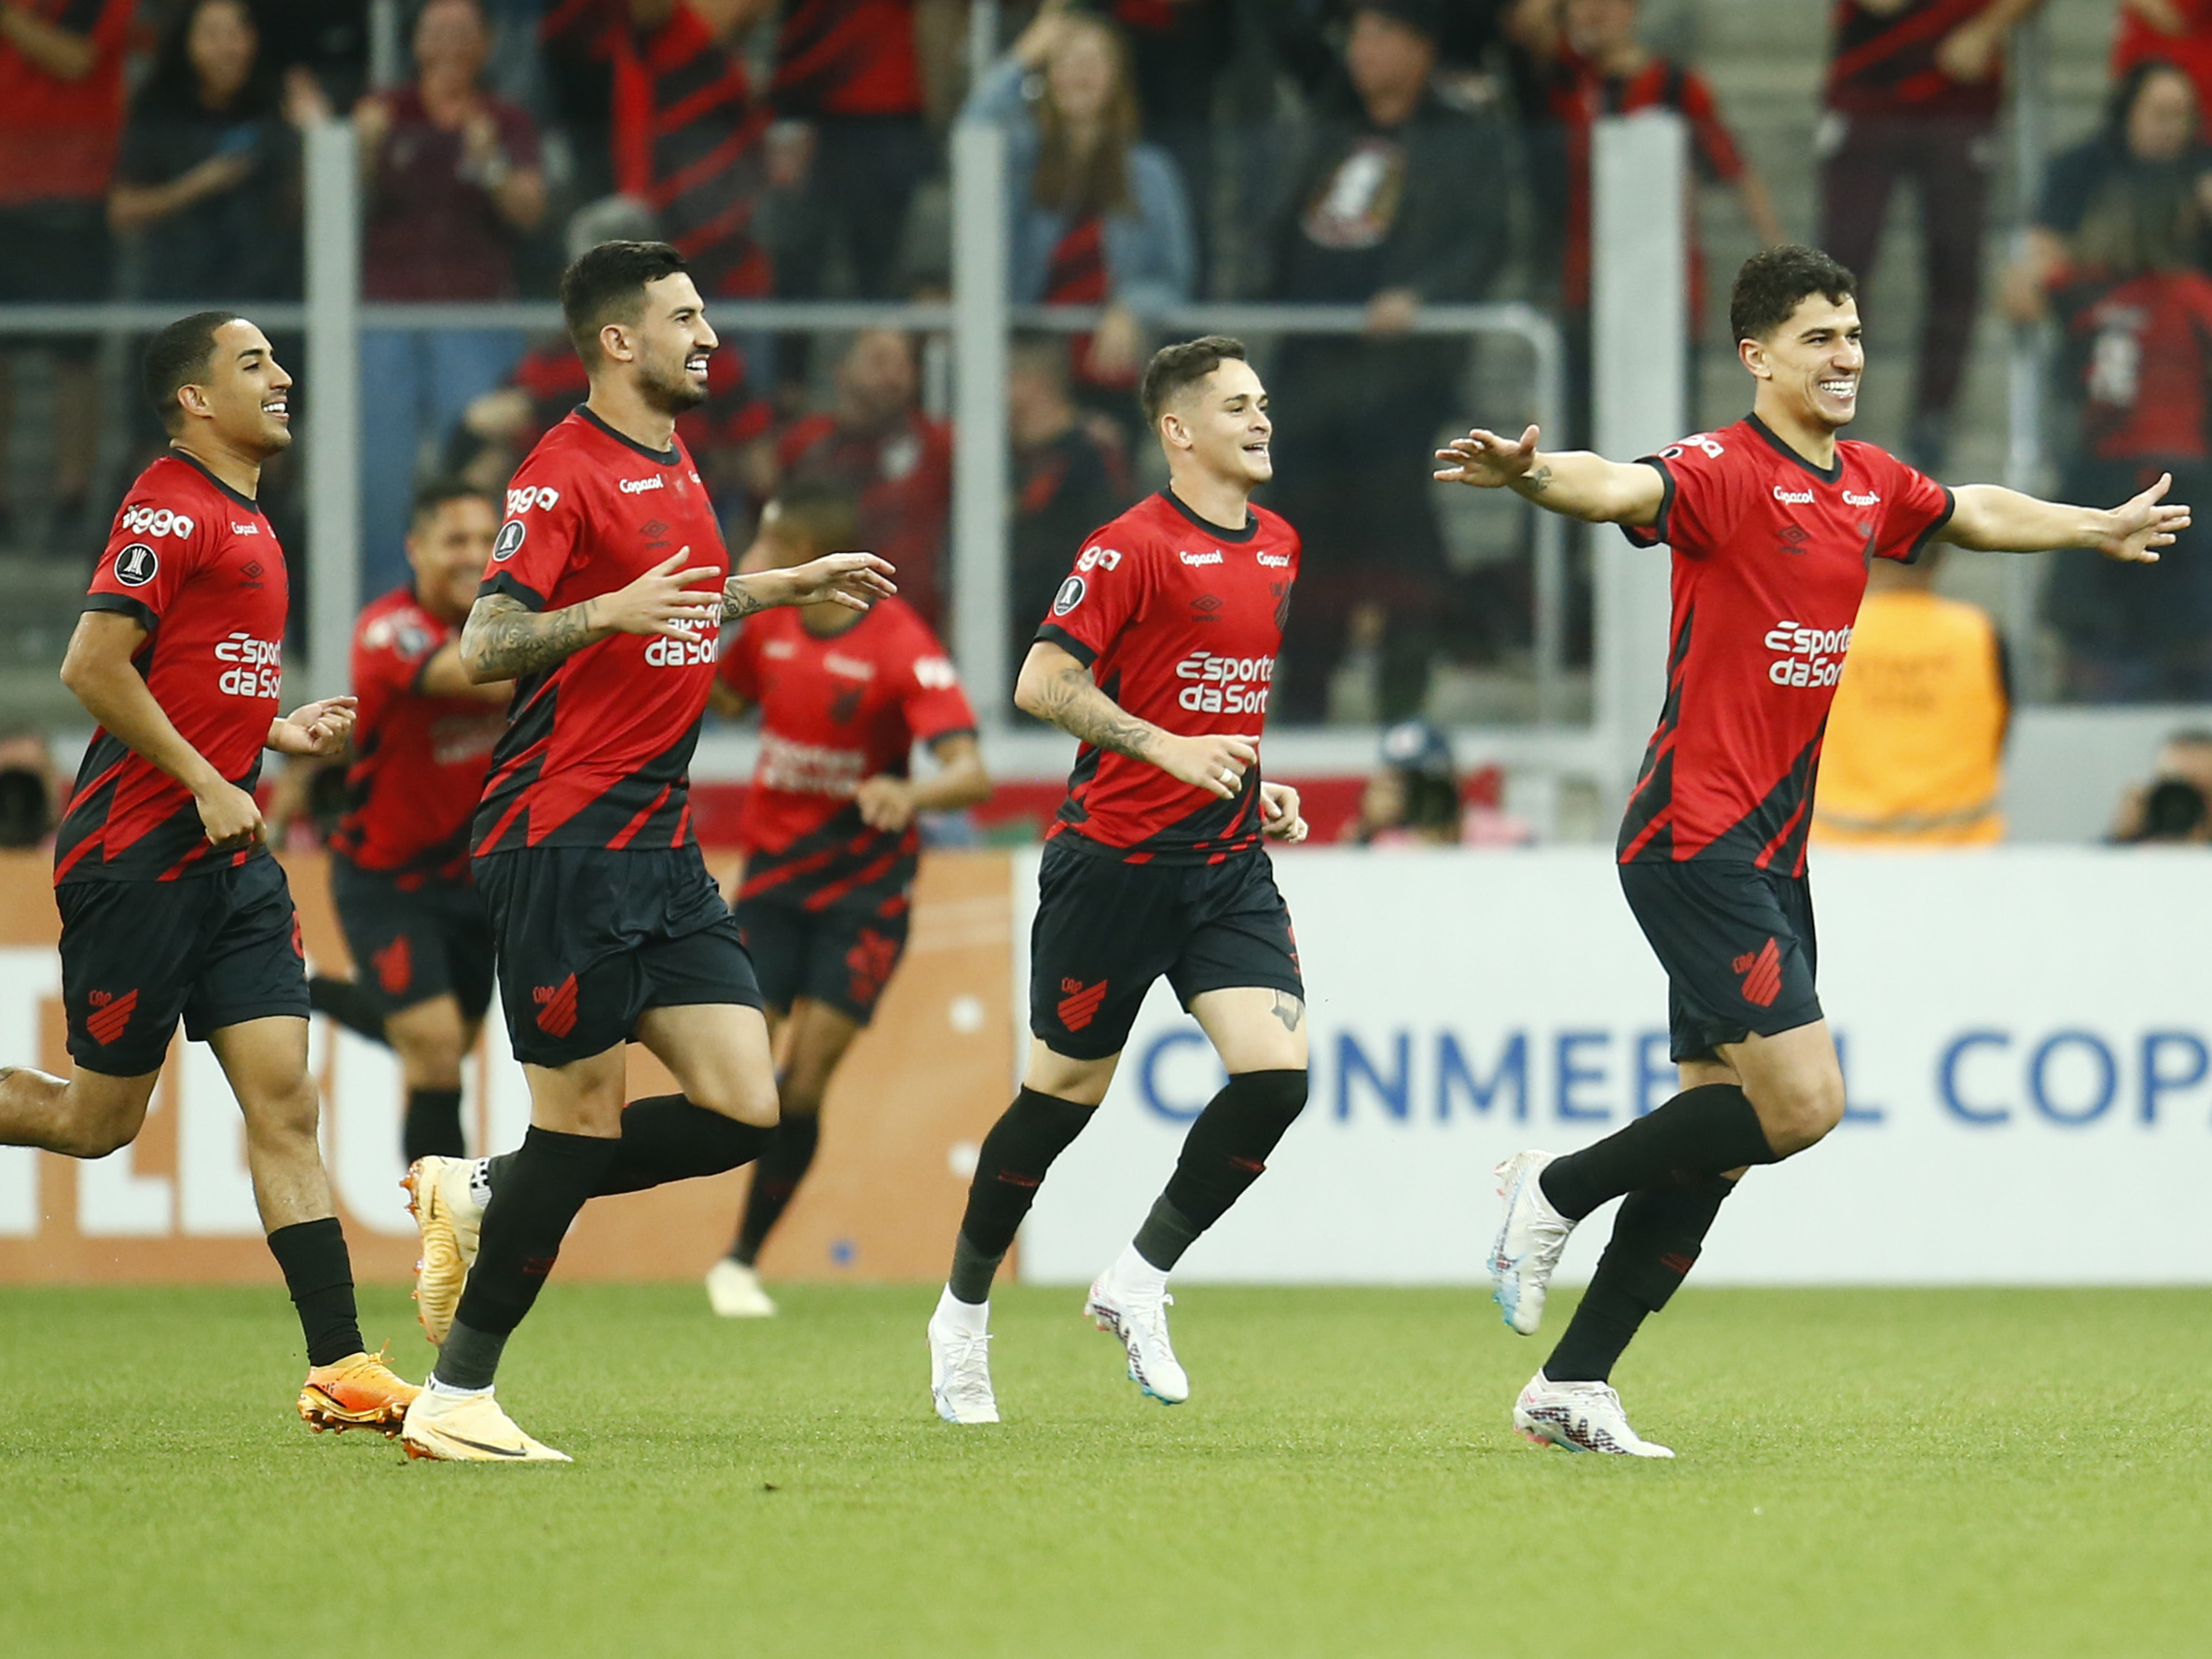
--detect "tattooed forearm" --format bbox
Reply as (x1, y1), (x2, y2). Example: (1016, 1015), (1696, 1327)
(720, 576), (768, 622)
(1511, 464), (1554, 500)
(460, 592), (605, 682)
(1033, 662), (1160, 761)
(1270, 991), (1305, 1033)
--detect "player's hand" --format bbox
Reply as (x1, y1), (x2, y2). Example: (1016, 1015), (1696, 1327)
(1260, 780), (1308, 844)
(1434, 424), (1541, 489)
(194, 779), (265, 849)
(769, 551), (898, 613)
(269, 696), (358, 756)
(855, 775), (918, 833)
(1156, 733), (1259, 801)
(1933, 19), (1999, 83)
(597, 549), (725, 637)
(2099, 473), (2191, 564)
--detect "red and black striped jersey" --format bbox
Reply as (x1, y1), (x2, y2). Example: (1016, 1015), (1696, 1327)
(720, 596), (975, 912)
(1823, 0), (2005, 122)
(55, 455), (285, 886)
(771, 0), (922, 118)
(1035, 490), (1298, 864)
(1615, 415), (1953, 875)
(472, 408), (728, 858)
(330, 588), (506, 877)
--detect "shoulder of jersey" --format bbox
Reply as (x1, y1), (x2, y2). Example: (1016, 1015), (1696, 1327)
(1250, 502), (1297, 542)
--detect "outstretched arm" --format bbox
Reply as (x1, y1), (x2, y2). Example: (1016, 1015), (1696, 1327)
(1434, 423), (1667, 526)
(1014, 641), (1259, 801)
(1942, 475), (2190, 561)
(460, 549), (723, 682)
(720, 551), (896, 622)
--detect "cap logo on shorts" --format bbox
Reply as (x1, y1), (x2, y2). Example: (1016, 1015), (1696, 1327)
(492, 520), (526, 561)
(114, 544), (159, 587)
(1052, 575), (1086, 615)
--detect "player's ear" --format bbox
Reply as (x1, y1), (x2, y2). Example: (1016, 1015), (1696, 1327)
(1738, 336), (1771, 381)
(597, 321), (634, 365)
(175, 383), (214, 424)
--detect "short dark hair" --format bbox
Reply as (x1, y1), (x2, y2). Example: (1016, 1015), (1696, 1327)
(144, 311), (241, 432)
(560, 240), (690, 364)
(409, 476), (495, 531)
(1141, 335), (1248, 429)
(1729, 245), (1858, 345)
(766, 479), (860, 557)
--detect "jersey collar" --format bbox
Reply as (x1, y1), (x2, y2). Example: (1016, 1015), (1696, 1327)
(575, 405), (680, 466)
(167, 447), (262, 511)
(1746, 412), (1843, 485)
(1163, 487), (1257, 544)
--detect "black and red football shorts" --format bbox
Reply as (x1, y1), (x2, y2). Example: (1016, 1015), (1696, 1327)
(1618, 859), (1824, 1064)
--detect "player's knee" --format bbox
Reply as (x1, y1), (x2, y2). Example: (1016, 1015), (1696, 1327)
(56, 1106), (144, 1160)
(687, 1075), (780, 1129)
(242, 1078), (323, 1149)
(1761, 1071), (1845, 1156)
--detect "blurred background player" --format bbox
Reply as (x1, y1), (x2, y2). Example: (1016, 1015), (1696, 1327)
(0, 312), (419, 1435)
(397, 241), (893, 1462)
(1438, 244), (2185, 1457)
(321, 478), (513, 1165)
(927, 336), (1311, 1427)
(1811, 546), (2010, 848)
(702, 479), (988, 1318)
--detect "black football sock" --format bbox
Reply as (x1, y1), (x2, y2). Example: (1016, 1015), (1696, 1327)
(594, 1094), (773, 1196)
(266, 1217), (366, 1368)
(946, 1087), (1096, 1304)
(307, 975), (388, 1046)
(1538, 1084), (1775, 1222)
(1136, 1069), (1309, 1268)
(436, 1127), (617, 1390)
(403, 1085), (466, 1163)
(730, 1112), (821, 1265)
(1544, 1175), (1735, 1384)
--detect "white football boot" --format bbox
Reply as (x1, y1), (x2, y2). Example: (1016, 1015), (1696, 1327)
(402, 1155), (488, 1346)
(401, 1385), (571, 1463)
(705, 1258), (778, 1318)
(1085, 1265), (1190, 1405)
(928, 1299), (1000, 1424)
(1513, 1370), (1674, 1458)
(1488, 1150), (1575, 1335)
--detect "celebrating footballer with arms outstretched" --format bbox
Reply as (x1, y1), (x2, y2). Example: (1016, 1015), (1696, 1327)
(1437, 245), (2186, 1457)
(928, 336), (1312, 1426)
(396, 242), (892, 1463)
(0, 313), (420, 1436)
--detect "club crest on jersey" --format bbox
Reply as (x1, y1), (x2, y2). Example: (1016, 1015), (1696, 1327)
(1053, 575), (1086, 615)
(113, 543), (159, 587)
(492, 519), (526, 561)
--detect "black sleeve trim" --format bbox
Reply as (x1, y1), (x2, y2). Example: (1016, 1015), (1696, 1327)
(478, 571), (547, 611)
(924, 726), (979, 754)
(1900, 486), (1956, 566)
(1618, 457), (1675, 549)
(1034, 623), (1098, 667)
(84, 592), (159, 633)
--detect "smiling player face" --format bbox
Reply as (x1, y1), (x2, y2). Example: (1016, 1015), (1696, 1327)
(1744, 293), (1863, 434)
(407, 492), (499, 622)
(623, 270), (717, 416)
(184, 319), (294, 458)
(1167, 358), (1273, 488)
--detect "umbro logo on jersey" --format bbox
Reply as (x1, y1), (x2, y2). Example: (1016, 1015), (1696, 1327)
(113, 543), (159, 587)
(830, 687), (864, 724)
(619, 476), (667, 495)
(640, 518), (669, 542)
(1731, 938), (1783, 1009)
(533, 974), (580, 1038)
(1775, 525), (1810, 555)
(85, 988), (138, 1046)
(1191, 593), (1224, 619)
(1058, 978), (1109, 1031)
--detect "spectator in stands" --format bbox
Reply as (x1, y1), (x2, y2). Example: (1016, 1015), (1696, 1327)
(772, 328), (953, 630)
(2112, 0), (2212, 131)
(1817, 0), (2041, 470)
(2111, 727), (2212, 841)
(762, 0), (947, 302)
(0, 0), (132, 551)
(2000, 59), (2212, 323)
(109, 0), (309, 302)
(969, 2), (1196, 421)
(1106, 0), (1237, 294)
(0, 725), (62, 850)
(355, 0), (546, 598)
(1344, 720), (1464, 846)
(2039, 172), (2212, 700)
(1007, 334), (1131, 669)
(1812, 547), (2009, 847)
(1507, 0), (1782, 435)
(1262, 0), (1507, 723)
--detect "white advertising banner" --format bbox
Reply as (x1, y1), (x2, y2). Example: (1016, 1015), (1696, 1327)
(1014, 847), (2212, 1286)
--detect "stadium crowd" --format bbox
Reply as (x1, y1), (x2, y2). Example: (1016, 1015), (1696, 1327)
(3, 0), (2212, 716)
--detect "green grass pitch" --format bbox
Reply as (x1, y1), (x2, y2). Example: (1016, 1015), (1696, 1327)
(2, 1283), (2206, 1657)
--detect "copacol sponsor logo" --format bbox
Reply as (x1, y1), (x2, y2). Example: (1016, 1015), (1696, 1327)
(1176, 650), (1273, 713)
(619, 475), (667, 495)
(1763, 618), (1852, 687)
(214, 632), (283, 698)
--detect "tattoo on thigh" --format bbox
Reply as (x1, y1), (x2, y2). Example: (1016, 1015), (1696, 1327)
(1270, 991), (1304, 1033)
